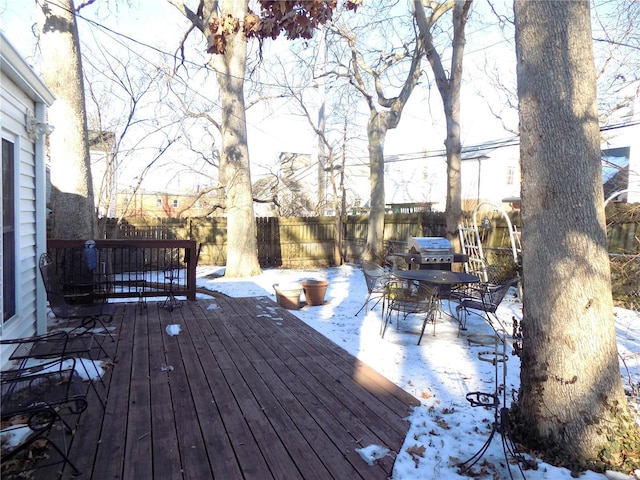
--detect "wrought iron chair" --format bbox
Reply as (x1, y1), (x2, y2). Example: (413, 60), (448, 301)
(1, 331), (107, 408)
(1, 356), (87, 477)
(381, 277), (440, 344)
(454, 277), (520, 331)
(354, 261), (391, 316)
(40, 253), (117, 342)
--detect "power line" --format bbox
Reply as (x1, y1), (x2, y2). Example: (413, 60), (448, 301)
(361, 119), (640, 165)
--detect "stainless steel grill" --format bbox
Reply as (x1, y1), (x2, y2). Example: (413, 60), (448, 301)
(407, 237), (454, 268)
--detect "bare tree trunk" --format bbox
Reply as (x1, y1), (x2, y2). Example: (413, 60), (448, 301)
(415, 0), (471, 249)
(335, 6), (423, 263)
(366, 111), (387, 263)
(443, 94), (462, 247)
(514, 0), (633, 462)
(209, 0), (261, 277)
(37, 0), (95, 239)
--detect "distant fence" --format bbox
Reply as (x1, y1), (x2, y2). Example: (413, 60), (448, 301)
(106, 211), (639, 265)
(105, 213), (449, 267)
(102, 211), (639, 309)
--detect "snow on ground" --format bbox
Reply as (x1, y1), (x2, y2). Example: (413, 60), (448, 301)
(197, 264), (640, 480)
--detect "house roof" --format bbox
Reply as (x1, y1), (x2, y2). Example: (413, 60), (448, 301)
(1, 32), (55, 105)
(602, 146), (630, 184)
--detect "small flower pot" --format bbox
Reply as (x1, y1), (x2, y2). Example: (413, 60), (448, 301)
(302, 279), (329, 306)
(273, 283), (302, 310)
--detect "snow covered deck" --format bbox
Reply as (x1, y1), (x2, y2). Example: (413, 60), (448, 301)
(42, 296), (419, 480)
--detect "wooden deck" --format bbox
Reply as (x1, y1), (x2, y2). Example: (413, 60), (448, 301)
(39, 296), (419, 480)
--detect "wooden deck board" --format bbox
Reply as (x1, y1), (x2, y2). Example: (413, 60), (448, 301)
(201, 301), (362, 479)
(217, 298), (396, 476)
(38, 295), (419, 480)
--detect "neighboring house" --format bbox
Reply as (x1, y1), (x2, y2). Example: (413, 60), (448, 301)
(252, 152), (319, 217)
(115, 189), (223, 218)
(602, 118), (639, 203)
(1, 33), (55, 363)
(350, 142), (523, 212)
(602, 146), (630, 202)
(351, 136), (636, 213)
(253, 145), (523, 217)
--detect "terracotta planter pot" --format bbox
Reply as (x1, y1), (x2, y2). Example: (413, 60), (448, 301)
(302, 279), (329, 306)
(273, 283), (302, 310)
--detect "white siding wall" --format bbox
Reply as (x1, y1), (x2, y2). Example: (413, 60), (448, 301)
(1, 73), (39, 363)
(1, 33), (54, 368)
(381, 145), (521, 212)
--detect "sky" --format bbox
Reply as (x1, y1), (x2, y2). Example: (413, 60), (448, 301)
(0, 0), (519, 189)
(1, 0), (636, 203)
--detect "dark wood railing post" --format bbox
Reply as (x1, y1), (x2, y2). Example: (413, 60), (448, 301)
(186, 239), (197, 301)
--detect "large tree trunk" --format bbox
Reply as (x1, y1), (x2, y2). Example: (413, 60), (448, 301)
(514, 0), (631, 462)
(415, 0), (471, 250)
(37, 0), (95, 239)
(209, 0), (261, 277)
(443, 94), (462, 247)
(365, 111), (387, 263)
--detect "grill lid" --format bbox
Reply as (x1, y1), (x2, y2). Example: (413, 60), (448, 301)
(407, 236), (453, 253)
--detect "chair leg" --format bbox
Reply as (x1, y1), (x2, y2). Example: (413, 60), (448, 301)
(379, 296), (388, 336)
(380, 302), (394, 339)
(418, 304), (437, 345)
(355, 293), (371, 317)
(456, 305), (468, 334)
(71, 357), (106, 410)
(418, 316), (428, 345)
(66, 316), (115, 347)
(0, 421), (81, 477)
(93, 315), (116, 343)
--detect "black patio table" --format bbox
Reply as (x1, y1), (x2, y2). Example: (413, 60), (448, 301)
(392, 268), (480, 286)
(391, 269), (480, 330)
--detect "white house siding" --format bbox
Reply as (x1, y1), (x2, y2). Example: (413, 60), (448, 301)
(625, 97), (639, 203)
(384, 157), (448, 209)
(1, 33), (55, 367)
(461, 147), (522, 207)
(381, 145), (521, 211)
(629, 127), (639, 203)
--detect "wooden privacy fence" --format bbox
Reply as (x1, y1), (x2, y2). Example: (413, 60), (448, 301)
(99, 212), (639, 309)
(104, 213), (449, 267)
(103, 211), (639, 267)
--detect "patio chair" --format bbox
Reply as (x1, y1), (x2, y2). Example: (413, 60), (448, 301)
(1, 357), (87, 477)
(381, 278), (440, 345)
(40, 253), (117, 342)
(454, 277), (519, 331)
(1, 331), (107, 408)
(354, 261), (391, 316)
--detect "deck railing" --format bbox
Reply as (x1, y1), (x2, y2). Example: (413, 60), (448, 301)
(47, 239), (198, 301)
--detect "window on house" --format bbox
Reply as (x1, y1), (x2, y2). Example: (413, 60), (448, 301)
(2, 139), (16, 323)
(506, 166), (515, 186)
(156, 198), (162, 207)
(173, 199), (179, 208)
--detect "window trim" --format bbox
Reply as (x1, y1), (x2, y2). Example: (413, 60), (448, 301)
(2, 137), (18, 325)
